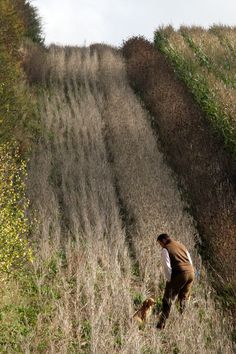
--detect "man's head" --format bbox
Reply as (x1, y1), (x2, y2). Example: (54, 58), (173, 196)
(157, 233), (171, 247)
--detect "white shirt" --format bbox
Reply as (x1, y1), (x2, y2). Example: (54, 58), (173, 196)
(161, 248), (193, 282)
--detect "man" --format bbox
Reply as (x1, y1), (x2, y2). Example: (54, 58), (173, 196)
(156, 233), (194, 329)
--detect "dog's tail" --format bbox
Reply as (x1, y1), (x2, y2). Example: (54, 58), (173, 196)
(133, 313), (143, 325)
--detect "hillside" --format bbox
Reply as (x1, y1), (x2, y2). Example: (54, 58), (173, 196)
(122, 35), (236, 318)
(0, 45), (231, 352)
(0, 3), (235, 351)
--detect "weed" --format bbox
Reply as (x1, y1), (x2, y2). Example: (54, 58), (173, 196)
(133, 292), (145, 306)
(81, 320), (92, 350)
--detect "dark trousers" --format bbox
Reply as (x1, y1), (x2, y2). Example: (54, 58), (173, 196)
(160, 271), (194, 324)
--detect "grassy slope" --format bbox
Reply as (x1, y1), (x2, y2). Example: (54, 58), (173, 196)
(0, 4), (235, 350)
(122, 36), (236, 328)
(1, 45), (232, 353)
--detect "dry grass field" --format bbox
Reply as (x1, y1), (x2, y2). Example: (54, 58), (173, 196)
(10, 46), (233, 353)
(0, 3), (234, 352)
(17, 46), (233, 353)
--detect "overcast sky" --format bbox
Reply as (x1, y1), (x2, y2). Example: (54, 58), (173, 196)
(34, 0), (236, 46)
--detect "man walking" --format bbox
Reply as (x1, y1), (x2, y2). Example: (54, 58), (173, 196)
(156, 233), (194, 329)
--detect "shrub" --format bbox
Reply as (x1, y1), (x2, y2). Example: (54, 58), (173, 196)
(12, 0), (44, 44)
(122, 36), (154, 91)
(0, 0), (24, 58)
(0, 142), (32, 277)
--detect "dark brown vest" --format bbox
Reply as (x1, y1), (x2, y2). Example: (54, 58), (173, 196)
(164, 240), (194, 276)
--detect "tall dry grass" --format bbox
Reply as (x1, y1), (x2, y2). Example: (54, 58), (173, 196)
(22, 46), (234, 353)
(27, 47), (136, 353)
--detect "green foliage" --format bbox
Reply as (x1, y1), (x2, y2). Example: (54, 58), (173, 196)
(0, 0), (39, 146)
(0, 0), (24, 57)
(81, 320), (92, 351)
(0, 51), (35, 144)
(0, 252), (70, 352)
(0, 142), (32, 276)
(133, 292), (145, 306)
(0, 273), (39, 352)
(0, 0), (42, 280)
(154, 28), (236, 155)
(12, 0), (44, 44)
(0, 0), (40, 279)
(0, 1), (24, 135)
(154, 296), (163, 313)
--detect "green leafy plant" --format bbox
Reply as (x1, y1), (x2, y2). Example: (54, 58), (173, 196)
(133, 292), (145, 306)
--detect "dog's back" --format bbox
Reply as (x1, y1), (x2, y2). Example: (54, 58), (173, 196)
(133, 298), (156, 324)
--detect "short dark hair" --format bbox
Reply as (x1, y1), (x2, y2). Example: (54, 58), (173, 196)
(157, 233), (171, 243)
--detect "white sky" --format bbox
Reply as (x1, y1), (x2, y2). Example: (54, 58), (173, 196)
(33, 0), (236, 46)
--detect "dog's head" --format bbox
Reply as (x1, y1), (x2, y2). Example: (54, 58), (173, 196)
(143, 297), (156, 308)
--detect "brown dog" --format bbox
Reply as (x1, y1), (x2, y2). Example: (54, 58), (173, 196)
(133, 298), (156, 325)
